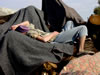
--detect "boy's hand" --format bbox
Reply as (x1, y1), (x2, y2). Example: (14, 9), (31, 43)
(11, 25), (19, 30)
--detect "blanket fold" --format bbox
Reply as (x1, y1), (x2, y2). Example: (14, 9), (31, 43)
(0, 6), (73, 75)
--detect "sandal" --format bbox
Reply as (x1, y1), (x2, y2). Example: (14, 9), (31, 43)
(76, 51), (95, 57)
(83, 51), (95, 54)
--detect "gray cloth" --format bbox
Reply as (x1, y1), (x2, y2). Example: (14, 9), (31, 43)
(0, 6), (74, 75)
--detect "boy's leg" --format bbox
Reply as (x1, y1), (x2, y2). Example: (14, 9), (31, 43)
(54, 25), (88, 52)
(79, 36), (86, 52)
(62, 20), (75, 31)
(54, 25), (88, 43)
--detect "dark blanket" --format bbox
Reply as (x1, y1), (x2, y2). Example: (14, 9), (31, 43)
(0, 6), (73, 75)
(42, 0), (85, 32)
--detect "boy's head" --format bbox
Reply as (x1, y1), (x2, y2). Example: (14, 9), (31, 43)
(15, 25), (29, 33)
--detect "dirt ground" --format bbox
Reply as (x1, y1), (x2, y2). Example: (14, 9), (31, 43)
(84, 39), (98, 52)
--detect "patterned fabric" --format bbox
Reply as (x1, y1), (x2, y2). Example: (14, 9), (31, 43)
(59, 52), (100, 75)
(26, 23), (56, 42)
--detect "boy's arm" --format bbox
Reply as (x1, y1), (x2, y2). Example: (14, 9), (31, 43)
(17, 21), (30, 26)
(11, 21), (30, 30)
(36, 31), (59, 42)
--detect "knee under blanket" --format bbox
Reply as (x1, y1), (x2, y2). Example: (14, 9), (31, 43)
(0, 6), (73, 75)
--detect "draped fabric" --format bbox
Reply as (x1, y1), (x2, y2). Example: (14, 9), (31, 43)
(42, 0), (85, 32)
(0, 6), (73, 75)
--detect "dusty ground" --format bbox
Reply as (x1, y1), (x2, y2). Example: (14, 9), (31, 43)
(84, 39), (98, 52)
